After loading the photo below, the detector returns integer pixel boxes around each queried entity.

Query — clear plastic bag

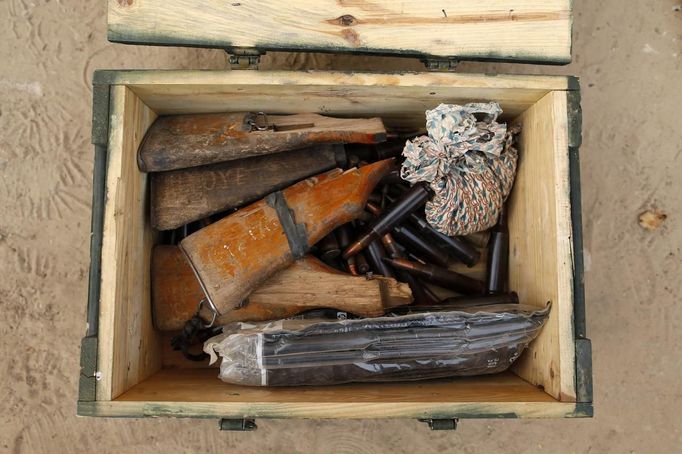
[204,304,550,387]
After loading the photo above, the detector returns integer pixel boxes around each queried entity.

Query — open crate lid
[108,0,573,64]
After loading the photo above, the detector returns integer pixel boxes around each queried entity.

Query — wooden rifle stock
[180,159,394,315]
[151,144,346,230]
[138,112,386,172]
[152,245,412,331]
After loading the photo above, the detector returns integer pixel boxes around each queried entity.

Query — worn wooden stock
[152,245,412,331]
[138,112,386,172]
[151,144,345,230]
[180,159,393,315]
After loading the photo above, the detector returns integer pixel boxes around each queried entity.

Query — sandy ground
[1,0,681,452]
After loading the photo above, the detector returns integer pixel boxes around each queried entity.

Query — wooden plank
[79,369,586,419]
[80,398,583,419]
[507,91,576,401]
[107,0,572,63]
[97,70,572,91]
[117,368,556,404]
[114,72,569,129]
[97,86,161,400]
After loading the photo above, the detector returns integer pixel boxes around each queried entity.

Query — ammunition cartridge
[383,257,485,295]
[485,206,509,294]
[345,256,359,275]
[345,141,405,162]
[379,232,433,305]
[441,292,518,307]
[343,183,431,258]
[317,232,341,262]
[378,169,408,187]
[367,192,383,205]
[389,292,519,314]
[335,224,353,249]
[392,224,450,268]
[355,252,370,274]
[366,240,395,278]
[385,193,480,267]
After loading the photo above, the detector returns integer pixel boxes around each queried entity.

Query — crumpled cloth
[401,103,520,236]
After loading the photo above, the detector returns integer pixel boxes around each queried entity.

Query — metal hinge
[421,58,459,71]
[218,418,257,431]
[419,418,459,430]
[227,48,264,70]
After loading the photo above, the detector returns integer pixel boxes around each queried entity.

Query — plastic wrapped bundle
[204,304,550,387]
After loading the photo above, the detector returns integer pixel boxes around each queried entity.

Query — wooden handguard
[179,159,393,315]
[152,245,412,331]
[138,112,386,172]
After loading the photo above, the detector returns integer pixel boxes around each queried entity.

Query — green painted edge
[85,142,107,338]
[76,401,584,420]
[79,83,111,408]
[91,83,111,146]
[566,80,592,411]
[575,339,593,404]
[78,336,98,402]
[567,87,582,148]
[107,26,572,66]
[572,403,594,418]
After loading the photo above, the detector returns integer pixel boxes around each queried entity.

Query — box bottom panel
[76,369,589,419]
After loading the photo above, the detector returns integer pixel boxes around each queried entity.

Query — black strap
[265,191,309,259]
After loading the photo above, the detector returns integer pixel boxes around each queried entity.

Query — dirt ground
[1,0,681,452]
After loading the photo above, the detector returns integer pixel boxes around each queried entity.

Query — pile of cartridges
[140,111,518,365]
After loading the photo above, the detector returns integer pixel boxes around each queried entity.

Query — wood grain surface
[150,144,344,230]
[180,159,393,315]
[152,245,412,331]
[507,91,576,402]
[108,0,572,63]
[97,87,161,400]
[138,112,385,171]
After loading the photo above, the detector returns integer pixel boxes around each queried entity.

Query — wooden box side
[80,369,588,419]
[508,90,576,402]
[97,86,162,400]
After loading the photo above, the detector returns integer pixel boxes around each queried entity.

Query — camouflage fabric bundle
[400,103,520,236]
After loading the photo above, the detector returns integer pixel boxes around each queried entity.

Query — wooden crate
[78,70,591,421]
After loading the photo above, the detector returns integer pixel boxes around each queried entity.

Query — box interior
[95,72,577,417]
